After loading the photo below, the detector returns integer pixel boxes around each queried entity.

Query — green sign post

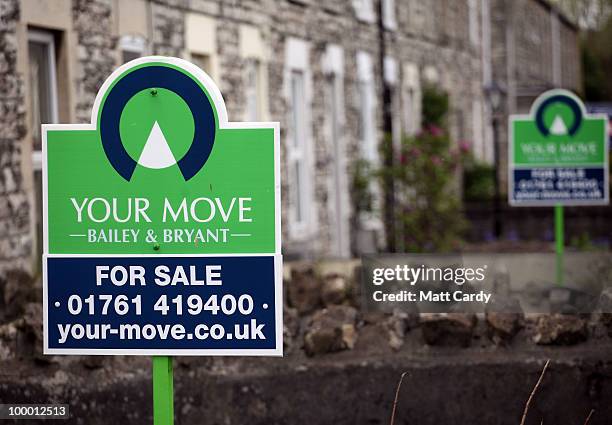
[43,57,282,424]
[509,89,608,285]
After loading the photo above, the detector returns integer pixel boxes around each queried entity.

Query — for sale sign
[43,57,282,355]
[509,89,609,206]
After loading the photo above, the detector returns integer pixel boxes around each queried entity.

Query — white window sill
[359,213,383,231]
[356,10,376,24]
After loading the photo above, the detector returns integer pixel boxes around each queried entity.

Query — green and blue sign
[43,57,282,356]
[509,89,609,206]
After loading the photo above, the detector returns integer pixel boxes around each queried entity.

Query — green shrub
[463,159,495,202]
[422,84,449,128]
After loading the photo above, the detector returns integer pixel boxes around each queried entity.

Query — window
[468,0,479,46]
[326,75,350,256]
[240,25,268,121]
[359,81,376,160]
[356,51,381,230]
[186,13,218,81]
[402,63,421,137]
[119,34,146,63]
[244,59,261,121]
[191,53,212,76]
[327,75,341,160]
[322,44,349,257]
[290,70,308,226]
[423,65,439,84]
[122,50,140,63]
[285,37,315,239]
[384,56,400,150]
[403,87,416,135]
[353,0,375,23]
[472,99,484,160]
[383,0,397,30]
[28,29,59,260]
[357,52,376,162]
[29,30,58,153]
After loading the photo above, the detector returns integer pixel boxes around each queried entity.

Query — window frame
[383,0,397,30]
[356,51,381,231]
[28,29,59,170]
[239,25,269,122]
[190,52,213,77]
[119,34,147,64]
[285,38,316,240]
[288,69,309,232]
[186,13,219,82]
[357,51,377,163]
[402,87,416,136]
[353,0,376,23]
[27,28,60,270]
[244,58,262,122]
[358,79,376,161]
[468,0,479,46]
[401,63,421,138]
[323,45,350,257]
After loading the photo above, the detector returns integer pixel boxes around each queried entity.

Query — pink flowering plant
[381,85,468,252]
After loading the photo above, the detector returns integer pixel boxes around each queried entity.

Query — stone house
[490,0,582,191]
[0,0,580,275]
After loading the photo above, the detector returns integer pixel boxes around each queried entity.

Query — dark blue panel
[511,167,606,203]
[47,256,276,351]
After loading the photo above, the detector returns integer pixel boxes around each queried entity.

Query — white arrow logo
[137,121,177,169]
[550,115,568,135]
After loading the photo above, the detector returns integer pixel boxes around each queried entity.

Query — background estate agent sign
[43,57,282,356]
[509,89,609,206]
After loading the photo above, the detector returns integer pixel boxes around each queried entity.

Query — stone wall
[0,0,582,272]
[507,0,581,99]
[151,0,185,57]
[0,0,30,275]
[560,21,581,91]
[72,0,117,123]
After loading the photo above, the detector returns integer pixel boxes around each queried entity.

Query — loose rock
[304,305,358,356]
[532,314,588,345]
[0,269,35,323]
[18,303,44,359]
[0,321,18,360]
[320,274,350,306]
[420,313,477,347]
[596,287,612,337]
[287,266,321,314]
[485,298,523,344]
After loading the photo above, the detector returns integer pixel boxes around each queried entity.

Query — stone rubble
[304,305,358,356]
[420,313,477,347]
[485,297,524,344]
[531,314,589,345]
[0,261,610,359]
